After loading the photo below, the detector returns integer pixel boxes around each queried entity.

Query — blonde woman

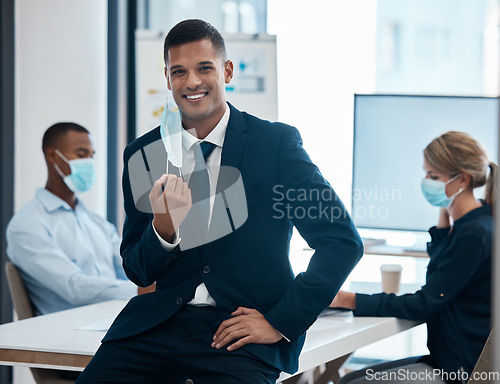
[334,131,495,384]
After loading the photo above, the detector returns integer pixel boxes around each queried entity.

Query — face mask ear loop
[53,149,71,178]
[439,173,462,208]
[445,174,464,197]
[450,186,465,200]
[54,148,71,164]
[53,163,68,179]
[448,175,465,208]
[445,173,460,186]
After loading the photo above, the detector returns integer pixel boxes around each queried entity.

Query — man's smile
[184,92,208,100]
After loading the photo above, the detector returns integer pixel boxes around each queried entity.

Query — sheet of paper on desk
[75,318,113,331]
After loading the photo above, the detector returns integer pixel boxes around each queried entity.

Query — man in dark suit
[76,19,363,384]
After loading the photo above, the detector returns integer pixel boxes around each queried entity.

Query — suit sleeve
[264,126,364,341]
[120,143,181,287]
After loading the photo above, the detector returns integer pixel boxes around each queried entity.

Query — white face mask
[53,149,96,193]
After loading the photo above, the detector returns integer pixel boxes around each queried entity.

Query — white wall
[375,0,495,96]
[15,0,108,216]
[14,3,107,381]
[147,0,225,32]
[267,0,377,208]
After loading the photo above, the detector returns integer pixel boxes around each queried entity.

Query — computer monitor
[352,94,498,233]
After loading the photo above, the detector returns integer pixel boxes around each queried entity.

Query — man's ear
[224,60,234,84]
[165,67,172,90]
[45,148,57,164]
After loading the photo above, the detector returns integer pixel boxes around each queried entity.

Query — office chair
[468,329,494,384]
[5,261,76,384]
[338,328,494,384]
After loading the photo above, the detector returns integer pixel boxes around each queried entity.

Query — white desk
[363,244,428,258]
[303,246,428,259]
[277,311,416,382]
[0,300,417,382]
[0,300,126,371]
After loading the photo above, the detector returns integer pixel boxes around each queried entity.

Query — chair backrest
[4,262,76,383]
[5,261,35,320]
[468,328,494,384]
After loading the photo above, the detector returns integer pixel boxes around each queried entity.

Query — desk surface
[364,244,428,258]
[302,245,428,258]
[0,300,126,371]
[0,300,417,379]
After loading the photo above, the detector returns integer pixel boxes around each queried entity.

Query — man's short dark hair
[42,122,89,153]
[163,19,227,65]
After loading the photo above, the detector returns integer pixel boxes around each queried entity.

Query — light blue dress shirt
[6,188,137,315]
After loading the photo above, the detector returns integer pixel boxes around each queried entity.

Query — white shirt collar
[182,103,230,151]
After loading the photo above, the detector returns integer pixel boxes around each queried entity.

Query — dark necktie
[200,141,216,163]
[188,142,216,235]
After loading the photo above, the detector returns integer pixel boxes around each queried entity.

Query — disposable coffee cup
[380,264,403,294]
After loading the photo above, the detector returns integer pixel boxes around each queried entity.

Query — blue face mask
[160,97,183,168]
[54,149,96,193]
[421,174,464,207]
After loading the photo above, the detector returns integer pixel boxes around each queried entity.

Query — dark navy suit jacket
[103,103,363,374]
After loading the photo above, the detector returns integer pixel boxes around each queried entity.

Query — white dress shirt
[153,104,230,306]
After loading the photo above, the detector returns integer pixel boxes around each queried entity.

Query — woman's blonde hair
[423,131,497,207]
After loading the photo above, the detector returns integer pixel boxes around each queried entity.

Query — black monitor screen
[352,94,498,232]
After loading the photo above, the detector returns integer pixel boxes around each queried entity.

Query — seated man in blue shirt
[6,122,151,315]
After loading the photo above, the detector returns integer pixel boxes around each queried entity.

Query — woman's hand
[329,290,356,310]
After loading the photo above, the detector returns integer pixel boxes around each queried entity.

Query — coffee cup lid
[380,264,403,272]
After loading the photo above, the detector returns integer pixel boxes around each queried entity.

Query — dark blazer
[104,103,363,374]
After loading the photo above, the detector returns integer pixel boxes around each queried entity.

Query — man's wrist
[152,218,175,242]
[152,222,181,251]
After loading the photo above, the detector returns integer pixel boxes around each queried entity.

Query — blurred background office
[0,0,498,383]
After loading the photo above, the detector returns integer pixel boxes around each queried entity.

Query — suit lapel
[203,103,247,260]
[219,103,247,170]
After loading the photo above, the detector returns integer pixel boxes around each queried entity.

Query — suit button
[203,266,211,274]
[176,297,183,305]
